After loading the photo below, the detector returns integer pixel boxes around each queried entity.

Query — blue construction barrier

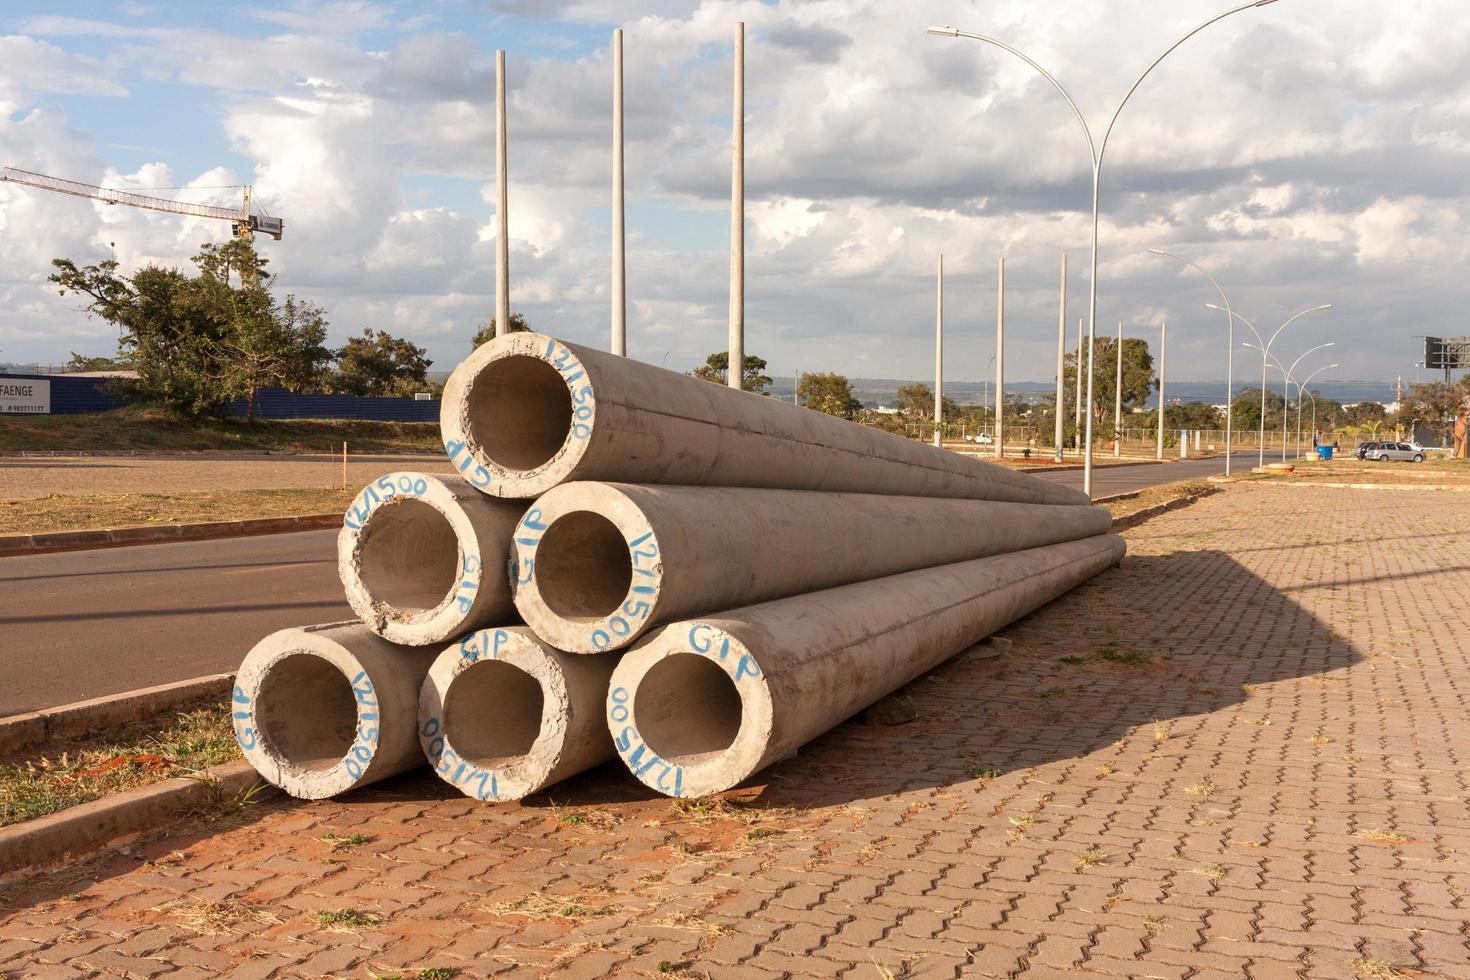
[228,388,440,422]
[0,373,128,415]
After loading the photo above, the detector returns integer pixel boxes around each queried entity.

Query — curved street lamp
[1213,305,1331,465]
[929,0,1279,497]
[1282,342,1336,460]
[1150,249,1237,474]
[1295,362,1338,456]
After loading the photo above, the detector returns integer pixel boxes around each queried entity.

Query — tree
[1230,387,1287,432]
[471,312,530,349]
[49,240,328,417]
[1395,380,1469,445]
[798,372,861,418]
[691,351,773,394]
[1062,337,1154,442]
[65,352,127,372]
[1341,401,1387,427]
[331,329,433,397]
[894,382,957,422]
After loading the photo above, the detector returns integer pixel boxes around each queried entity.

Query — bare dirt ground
[3,481,1467,978]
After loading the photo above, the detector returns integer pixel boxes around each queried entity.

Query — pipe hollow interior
[466,355,572,472]
[443,660,545,768]
[357,499,459,613]
[635,653,742,764]
[534,511,632,619]
[256,653,358,772]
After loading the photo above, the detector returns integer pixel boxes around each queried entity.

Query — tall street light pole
[611,29,626,356]
[1296,362,1338,455]
[1149,248,1236,473]
[495,50,510,338]
[934,254,944,448]
[1280,341,1336,460]
[1054,254,1067,462]
[728,22,744,391]
[995,257,1005,459]
[1210,304,1331,465]
[1114,320,1123,457]
[929,1,1279,497]
[1073,317,1083,453]
[1156,321,1167,461]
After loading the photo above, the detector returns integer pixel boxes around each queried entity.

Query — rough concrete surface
[419,627,617,802]
[609,533,1125,798]
[3,483,1468,980]
[513,481,1112,653]
[233,622,437,799]
[338,473,524,646]
[441,331,1087,505]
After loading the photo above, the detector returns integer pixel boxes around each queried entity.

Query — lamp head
[927,25,960,37]
[1148,248,1166,255]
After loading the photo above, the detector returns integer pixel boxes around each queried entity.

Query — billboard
[1426,336,1470,370]
[0,376,49,414]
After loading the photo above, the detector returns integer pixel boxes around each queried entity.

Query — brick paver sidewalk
[3,483,1469,979]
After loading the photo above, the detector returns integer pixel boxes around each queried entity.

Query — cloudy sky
[0,0,1464,388]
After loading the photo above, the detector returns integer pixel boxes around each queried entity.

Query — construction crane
[0,166,284,240]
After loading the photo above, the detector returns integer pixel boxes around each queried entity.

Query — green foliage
[1395,379,1470,441]
[470,312,530,349]
[1230,386,1287,431]
[895,382,959,422]
[330,329,433,397]
[49,240,330,418]
[1063,336,1154,441]
[692,351,773,394]
[65,352,127,372]
[1341,401,1387,427]
[798,371,861,418]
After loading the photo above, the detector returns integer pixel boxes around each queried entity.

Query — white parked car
[969,433,995,446]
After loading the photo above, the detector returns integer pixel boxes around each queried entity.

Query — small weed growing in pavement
[485,894,614,921]
[315,908,380,931]
[656,961,692,975]
[1308,730,1334,747]
[1192,864,1226,882]
[160,898,280,935]
[1058,655,1088,666]
[1075,848,1109,869]
[1308,672,1335,685]
[966,765,1003,780]
[1096,646,1150,666]
[321,832,371,852]
[1143,914,1161,931]
[1244,718,1271,727]
[1151,720,1173,742]
[1356,828,1415,845]
[1352,958,1413,979]
[1184,777,1219,797]
[746,827,782,841]
[416,970,457,980]
[1095,764,1115,776]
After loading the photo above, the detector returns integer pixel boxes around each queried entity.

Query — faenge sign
[0,377,50,414]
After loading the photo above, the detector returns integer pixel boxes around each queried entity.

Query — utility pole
[728,22,745,391]
[995,257,1005,459]
[1156,321,1167,461]
[1114,321,1123,457]
[1073,317,1083,452]
[495,50,510,338]
[1054,254,1066,462]
[934,254,944,448]
[611,29,626,356]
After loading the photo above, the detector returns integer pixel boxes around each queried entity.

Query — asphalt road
[0,452,1250,717]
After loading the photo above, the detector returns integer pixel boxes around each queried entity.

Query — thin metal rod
[996,257,1005,459]
[934,254,944,448]
[611,29,626,356]
[728,22,745,390]
[495,50,510,338]
[1114,320,1123,457]
[1054,254,1067,462]
[1156,322,1167,460]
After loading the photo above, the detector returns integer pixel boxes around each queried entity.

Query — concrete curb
[0,513,341,558]
[1268,481,1470,492]
[0,674,234,757]
[0,759,268,879]
[1108,485,1222,532]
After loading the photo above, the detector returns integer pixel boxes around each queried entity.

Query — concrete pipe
[418,627,616,801]
[606,533,1126,798]
[441,331,1087,506]
[338,472,525,645]
[233,622,438,799]
[512,482,1113,653]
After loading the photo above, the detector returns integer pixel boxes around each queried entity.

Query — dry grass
[157,898,281,936]
[0,405,440,455]
[0,487,359,535]
[483,892,619,921]
[1075,848,1109,869]
[1352,958,1414,979]
[1184,777,1219,798]
[1100,480,1213,520]
[1355,828,1416,845]
[0,698,238,828]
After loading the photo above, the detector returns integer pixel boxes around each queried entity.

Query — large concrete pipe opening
[357,499,459,612]
[442,660,545,769]
[635,654,742,763]
[466,355,572,472]
[255,653,358,772]
[534,511,631,619]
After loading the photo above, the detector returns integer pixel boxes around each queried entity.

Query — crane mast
[0,166,284,240]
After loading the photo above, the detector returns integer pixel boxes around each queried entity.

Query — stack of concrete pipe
[233,332,1124,802]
